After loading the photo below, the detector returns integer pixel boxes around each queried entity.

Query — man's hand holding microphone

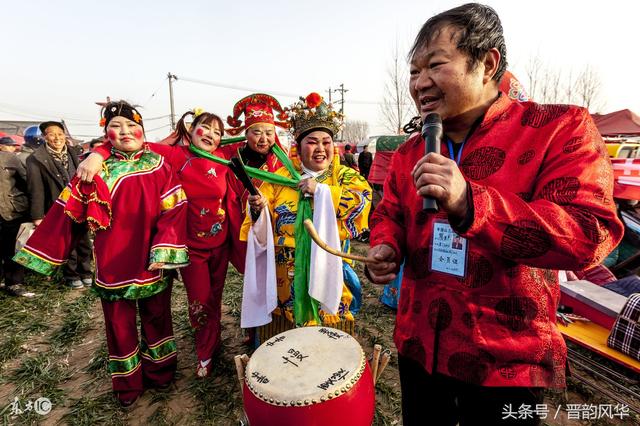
[367,113,469,284]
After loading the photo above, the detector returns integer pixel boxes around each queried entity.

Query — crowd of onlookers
[339,143,372,180]
[0,123,102,297]
[0,122,377,299]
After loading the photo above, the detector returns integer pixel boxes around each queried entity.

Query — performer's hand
[411,152,469,219]
[33,219,43,226]
[366,244,398,284]
[248,194,267,215]
[77,153,105,182]
[298,178,317,196]
[148,262,165,271]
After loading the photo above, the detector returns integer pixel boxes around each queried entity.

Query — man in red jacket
[366,4,623,425]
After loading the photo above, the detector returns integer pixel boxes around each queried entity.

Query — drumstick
[371,344,382,385]
[376,350,392,384]
[303,219,376,264]
[233,354,249,425]
[234,355,246,394]
[234,355,250,425]
[241,354,250,366]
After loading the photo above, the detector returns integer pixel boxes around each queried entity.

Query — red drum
[243,326,375,425]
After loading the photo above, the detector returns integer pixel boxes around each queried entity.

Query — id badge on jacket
[429,220,468,278]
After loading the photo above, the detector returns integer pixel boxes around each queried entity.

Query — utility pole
[332,83,348,114]
[326,87,332,103]
[167,72,178,130]
[331,83,348,141]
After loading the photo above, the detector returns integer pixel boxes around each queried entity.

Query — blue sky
[1,0,637,141]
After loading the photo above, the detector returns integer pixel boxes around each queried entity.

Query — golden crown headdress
[285,92,344,141]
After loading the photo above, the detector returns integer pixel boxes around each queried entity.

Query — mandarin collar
[478,92,513,130]
[112,143,147,160]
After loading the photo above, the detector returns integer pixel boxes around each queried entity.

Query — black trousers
[0,217,26,286]
[63,226,93,281]
[398,355,544,426]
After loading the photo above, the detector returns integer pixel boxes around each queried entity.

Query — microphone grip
[423,130,441,213]
[423,196,438,212]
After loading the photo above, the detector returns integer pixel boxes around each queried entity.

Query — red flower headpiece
[305,92,323,109]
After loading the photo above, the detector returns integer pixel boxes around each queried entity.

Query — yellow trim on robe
[160,188,187,212]
[59,186,71,203]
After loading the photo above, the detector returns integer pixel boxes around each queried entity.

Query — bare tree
[524,54,605,112]
[548,69,563,104]
[525,55,544,101]
[380,43,417,134]
[574,65,604,111]
[342,120,369,144]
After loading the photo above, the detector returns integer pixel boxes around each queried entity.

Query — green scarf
[189,143,320,325]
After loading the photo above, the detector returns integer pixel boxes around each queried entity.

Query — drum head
[245,326,366,406]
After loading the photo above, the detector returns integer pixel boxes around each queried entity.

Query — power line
[178,75,408,106]
[142,77,169,107]
[179,76,301,99]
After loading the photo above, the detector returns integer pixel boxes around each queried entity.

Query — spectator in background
[80,137,105,161]
[342,144,357,169]
[17,125,44,167]
[26,121,92,289]
[358,144,373,180]
[0,137,34,297]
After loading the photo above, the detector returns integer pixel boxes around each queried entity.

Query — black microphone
[421,113,442,212]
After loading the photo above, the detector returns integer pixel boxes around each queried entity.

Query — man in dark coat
[0,137,35,297]
[342,144,357,169]
[357,144,373,180]
[26,121,92,288]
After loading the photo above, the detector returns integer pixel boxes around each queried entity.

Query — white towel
[309,183,343,314]
[241,208,277,328]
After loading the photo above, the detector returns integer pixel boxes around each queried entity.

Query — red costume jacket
[370,95,624,388]
[95,143,237,251]
[15,147,189,301]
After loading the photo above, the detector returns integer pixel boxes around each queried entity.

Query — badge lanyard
[446,138,465,165]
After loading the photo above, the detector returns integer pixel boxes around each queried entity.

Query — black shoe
[119,396,139,410]
[153,382,173,393]
[4,284,36,298]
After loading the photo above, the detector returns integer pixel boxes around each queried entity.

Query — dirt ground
[1,241,639,425]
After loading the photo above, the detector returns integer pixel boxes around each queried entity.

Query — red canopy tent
[592,109,640,137]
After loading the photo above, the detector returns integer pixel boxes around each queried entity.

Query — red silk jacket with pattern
[370,94,624,388]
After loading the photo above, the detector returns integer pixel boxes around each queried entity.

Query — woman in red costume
[15,101,189,407]
[79,109,238,378]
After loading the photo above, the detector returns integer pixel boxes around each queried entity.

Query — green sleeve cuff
[149,246,189,267]
[13,249,59,276]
